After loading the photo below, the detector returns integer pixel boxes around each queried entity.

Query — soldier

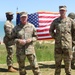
[12,12,41,75]
[68,12,75,19]
[49,6,75,75]
[68,12,75,68]
[3,12,17,72]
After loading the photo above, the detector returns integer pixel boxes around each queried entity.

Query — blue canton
[28,13,39,27]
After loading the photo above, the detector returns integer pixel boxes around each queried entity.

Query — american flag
[16,11,60,40]
[28,12,60,40]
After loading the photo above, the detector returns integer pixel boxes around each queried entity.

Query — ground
[0,61,75,75]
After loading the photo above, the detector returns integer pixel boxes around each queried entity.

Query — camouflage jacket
[12,22,37,54]
[49,17,75,49]
[3,20,14,45]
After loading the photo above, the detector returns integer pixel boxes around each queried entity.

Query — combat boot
[8,66,17,72]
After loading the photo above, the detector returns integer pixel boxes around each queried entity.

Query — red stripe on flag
[38,12,59,14]
[39,20,52,23]
[37,28,49,32]
[39,16,58,18]
[37,33,50,36]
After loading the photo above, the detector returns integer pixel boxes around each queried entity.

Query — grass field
[0,40,75,75]
[0,40,55,64]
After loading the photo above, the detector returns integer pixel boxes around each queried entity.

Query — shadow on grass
[0,67,19,72]
[0,68,8,72]
[0,66,32,72]
[1,63,75,72]
[71,66,75,69]
[39,63,75,70]
[38,63,65,69]
[24,63,65,70]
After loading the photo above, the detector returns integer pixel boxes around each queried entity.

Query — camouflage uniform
[3,12,17,72]
[12,19,41,75]
[3,17,14,67]
[50,13,75,75]
[68,13,75,67]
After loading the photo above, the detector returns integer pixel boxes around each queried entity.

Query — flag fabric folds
[28,12,60,40]
[16,11,60,40]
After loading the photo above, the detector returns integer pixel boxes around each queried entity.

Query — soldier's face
[20,16,28,25]
[10,15,13,19]
[59,10,67,17]
[7,15,13,20]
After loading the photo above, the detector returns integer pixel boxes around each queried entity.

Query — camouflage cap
[59,5,67,10]
[6,12,14,15]
[68,12,75,19]
[20,12,28,17]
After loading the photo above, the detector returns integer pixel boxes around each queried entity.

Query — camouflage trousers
[16,49,41,75]
[5,45,14,66]
[54,48,72,75]
[71,51,75,66]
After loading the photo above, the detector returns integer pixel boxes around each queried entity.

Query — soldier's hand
[26,39,32,43]
[18,39,26,45]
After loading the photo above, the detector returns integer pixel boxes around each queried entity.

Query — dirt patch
[0,61,75,75]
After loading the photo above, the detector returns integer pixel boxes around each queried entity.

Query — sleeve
[32,25,37,42]
[4,24,12,39]
[11,26,19,43]
[49,20,56,39]
[72,19,75,46]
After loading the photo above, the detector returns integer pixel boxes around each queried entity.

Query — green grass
[35,41,54,61]
[0,45,17,64]
[0,40,55,64]
[0,45,7,63]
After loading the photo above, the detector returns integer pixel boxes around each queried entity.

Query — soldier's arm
[71,19,75,46]
[32,25,37,42]
[11,26,19,43]
[4,25,12,39]
[12,26,25,45]
[49,20,56,39]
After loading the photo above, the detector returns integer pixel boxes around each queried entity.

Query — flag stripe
[37,36,52,40]
[37,28,49,32]
[37,31,49,35]
[38,11,59,14]
[36,12,59,40]
[38,33,50,36]
[39,23,51,26]
[39,16,58,18]
[39,18,57,21]
[36,26,50,30]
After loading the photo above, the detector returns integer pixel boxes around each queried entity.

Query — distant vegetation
[0,40,55,64]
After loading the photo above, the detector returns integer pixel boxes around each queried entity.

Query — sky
[0,0,75,40]
[0,0,75,21]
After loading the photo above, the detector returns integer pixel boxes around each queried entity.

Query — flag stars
[28,13,39,27]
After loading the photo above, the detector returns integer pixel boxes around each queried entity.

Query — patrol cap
[20,12,28,17]
[6,12,14,15]
[59,5,67,10]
